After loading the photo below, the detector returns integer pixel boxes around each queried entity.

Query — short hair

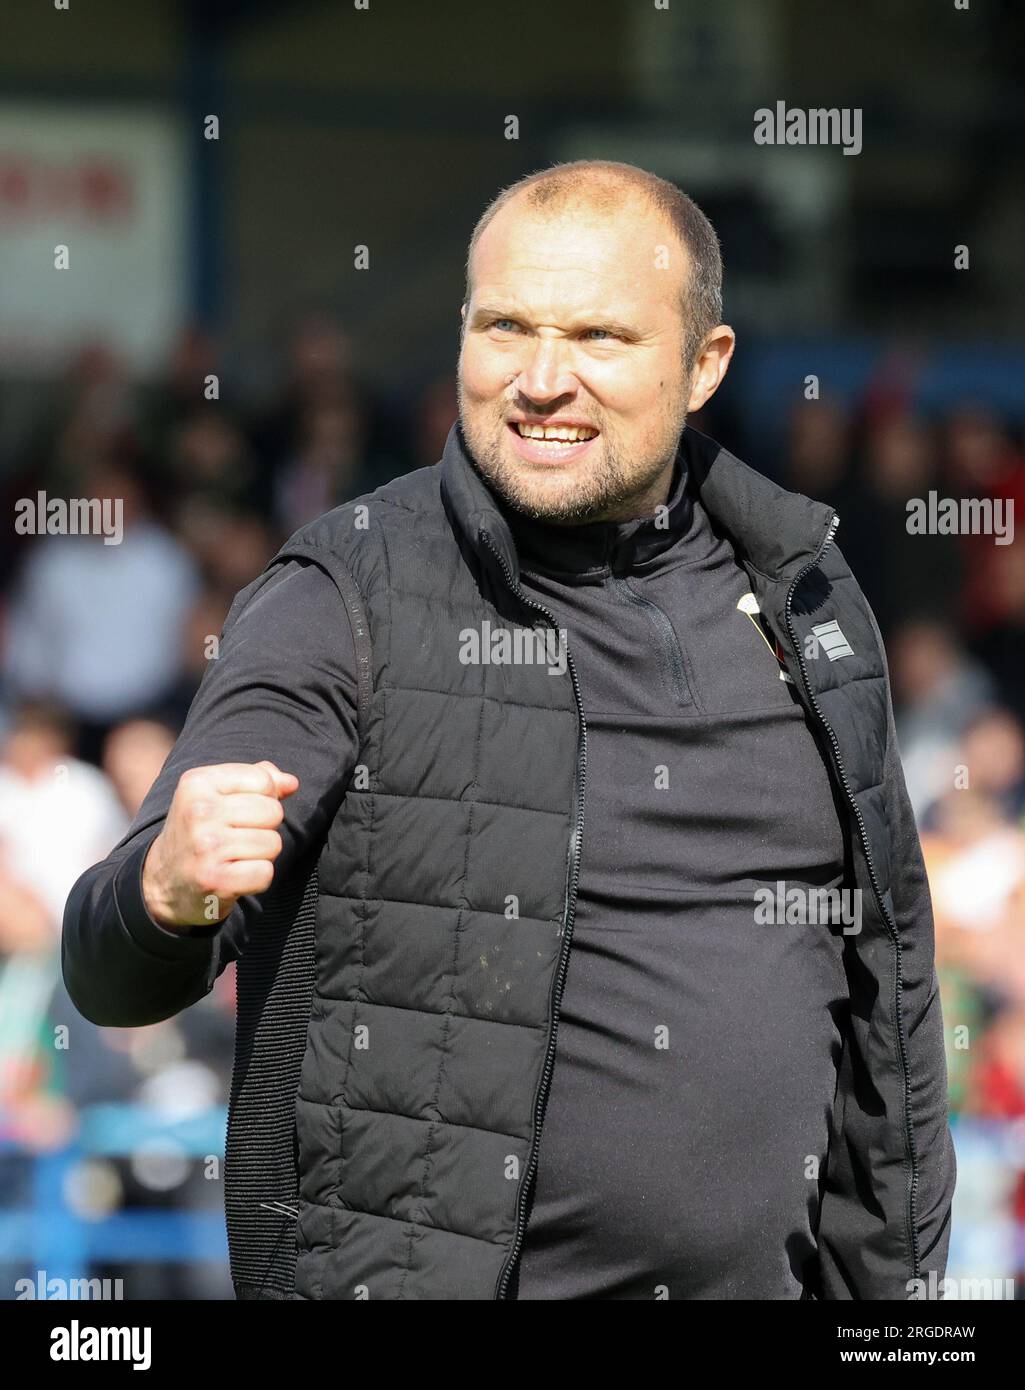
[463,159,724,368]
[11,697,72,743]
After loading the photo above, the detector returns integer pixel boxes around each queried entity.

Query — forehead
[471,195,687,319]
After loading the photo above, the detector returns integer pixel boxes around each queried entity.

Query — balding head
[465,160,723,370]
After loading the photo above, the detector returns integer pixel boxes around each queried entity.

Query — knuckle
[194,827,221,854]
[184,793,214,823]
[193,856,225,900]
[193,862,222,896]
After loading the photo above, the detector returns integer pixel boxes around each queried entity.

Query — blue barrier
[0,1103,229,1290]
[3,1107,1023,1294]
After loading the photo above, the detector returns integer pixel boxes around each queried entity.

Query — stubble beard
[456,384,689,526]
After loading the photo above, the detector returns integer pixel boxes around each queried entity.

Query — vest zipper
[479,531,588,1301]
[611,576,691,705]
[780,511,921,1282]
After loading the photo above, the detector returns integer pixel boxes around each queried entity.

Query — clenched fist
[142,761,299,930]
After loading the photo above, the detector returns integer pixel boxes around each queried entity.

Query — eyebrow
[469,304,641,339]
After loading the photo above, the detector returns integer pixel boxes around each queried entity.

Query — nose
[513,336,577,405]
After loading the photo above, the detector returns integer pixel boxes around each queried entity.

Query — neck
[498,445,695,579]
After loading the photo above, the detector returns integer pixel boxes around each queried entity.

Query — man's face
[457,195,694,524]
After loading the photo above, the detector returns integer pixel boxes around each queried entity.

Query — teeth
[516,423,597,442]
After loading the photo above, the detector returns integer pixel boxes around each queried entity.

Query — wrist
[140,834,181,932]
[112,835,223,959]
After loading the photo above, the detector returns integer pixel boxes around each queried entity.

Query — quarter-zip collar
[440,419,836,591]
[503,440,693,582]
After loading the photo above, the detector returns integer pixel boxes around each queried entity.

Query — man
[63,160,956,1301]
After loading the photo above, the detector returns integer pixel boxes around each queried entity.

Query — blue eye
[490,318,519,332]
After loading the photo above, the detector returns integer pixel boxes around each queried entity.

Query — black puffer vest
[225,422,954,1300]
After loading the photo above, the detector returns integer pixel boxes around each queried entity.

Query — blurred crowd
[0,313,1022,1294]
[780,387,1025,1126]
[782,387,1025,1285]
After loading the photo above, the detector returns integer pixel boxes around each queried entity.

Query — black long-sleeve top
[64,456,853,1299]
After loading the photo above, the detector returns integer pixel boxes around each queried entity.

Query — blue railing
[0,1102,229,1289]
[2,1108,1022,1294]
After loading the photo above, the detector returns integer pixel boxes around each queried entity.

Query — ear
[687,326,736,414]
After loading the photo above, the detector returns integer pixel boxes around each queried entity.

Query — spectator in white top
[3,463,199,761]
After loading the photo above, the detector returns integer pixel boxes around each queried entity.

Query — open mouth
[507,420,600,460]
